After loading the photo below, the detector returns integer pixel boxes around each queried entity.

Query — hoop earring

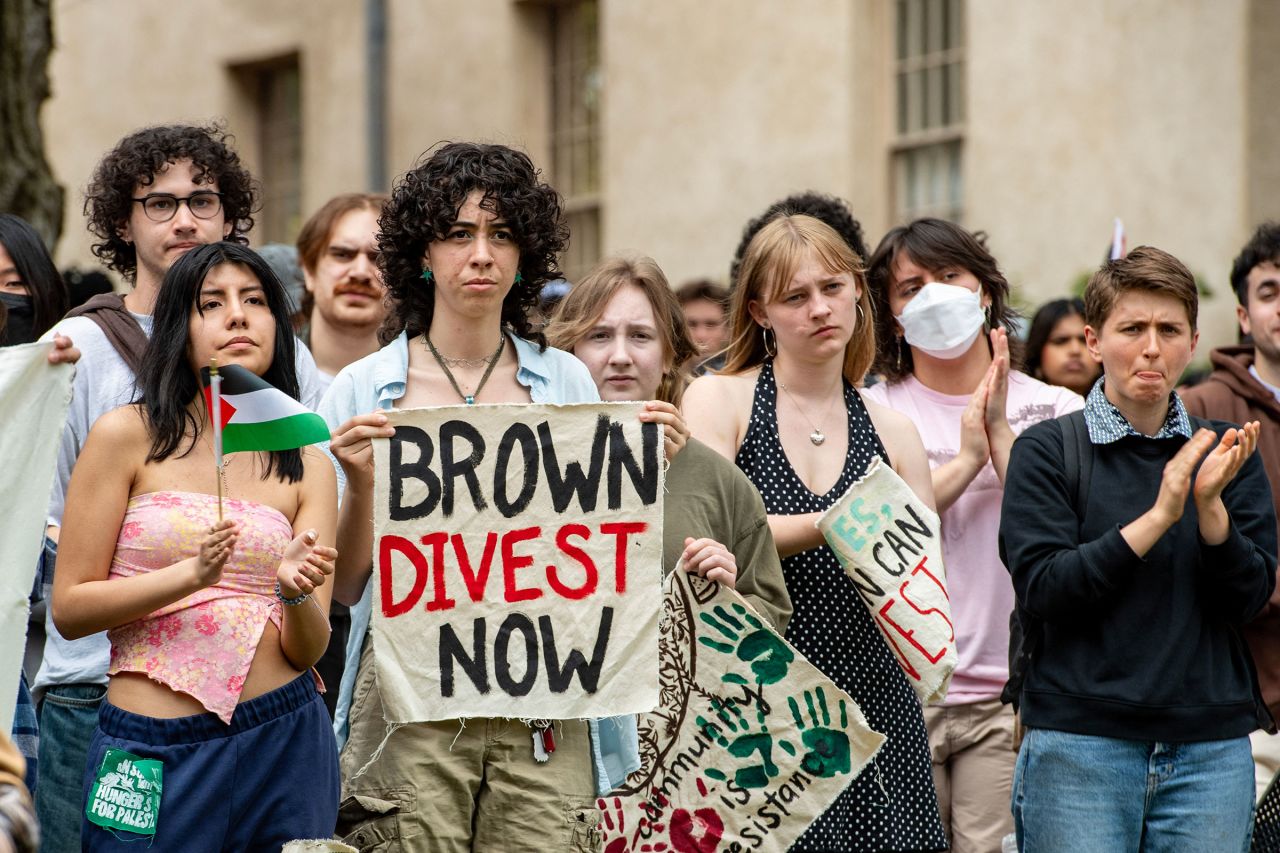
[762,327,777,359]
[855,302,865,330]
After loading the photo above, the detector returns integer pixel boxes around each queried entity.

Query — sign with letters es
[371,403,663,722]
[599,570,884,853]
[817,456,956,705]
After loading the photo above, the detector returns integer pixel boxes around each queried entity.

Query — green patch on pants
[85,748,164,835]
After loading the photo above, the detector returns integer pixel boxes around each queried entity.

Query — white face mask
[895,283,986,360]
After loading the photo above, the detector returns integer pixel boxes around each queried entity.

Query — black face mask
[0,292,36,346]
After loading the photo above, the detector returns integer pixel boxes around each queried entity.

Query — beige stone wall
[37,0,1258,354]
[966,0,1247,349]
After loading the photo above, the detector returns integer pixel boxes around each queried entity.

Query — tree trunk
[0,0,64,250]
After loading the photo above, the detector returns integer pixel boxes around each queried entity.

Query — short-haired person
[683,215,946,851]
[546,256,792,631]
[297,193,390,392]
[674,278,730,374]
[1025,297,1100,398]
[53,242,340,850]
[864,219,1081,853]
[320,142,658,851]
[999,246,1276,850]
[1182,222,1280,798]
[34,123,326,853]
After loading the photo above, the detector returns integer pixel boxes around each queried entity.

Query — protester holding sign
[1000,247,1276,851]
[51,242,340,850]
[545,254,792,632]
[683,214,946,851]
[863,218,1081,852]
[321,142,657,852]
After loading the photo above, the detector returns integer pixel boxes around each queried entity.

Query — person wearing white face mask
[864,219,1082,853]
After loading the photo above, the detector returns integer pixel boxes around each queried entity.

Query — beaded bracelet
[274,580,311,606]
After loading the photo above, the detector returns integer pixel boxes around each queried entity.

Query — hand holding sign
[817,456,957,704]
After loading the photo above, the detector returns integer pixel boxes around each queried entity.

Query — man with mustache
[1182,222,1280,800]
[34,123,326,853]
[297,194,389,394]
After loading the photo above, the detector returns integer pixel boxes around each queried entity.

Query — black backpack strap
[1004,411,1092,709]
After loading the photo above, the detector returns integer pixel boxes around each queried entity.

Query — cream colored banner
[0,342,73,733]
[599,569,884,852]
[817,456,956,705]
[371,403,663,722]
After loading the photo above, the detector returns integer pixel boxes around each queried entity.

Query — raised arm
[52,408,239,639]
[275,449,340,670]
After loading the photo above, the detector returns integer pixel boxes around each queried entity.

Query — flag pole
[210,357,224,522]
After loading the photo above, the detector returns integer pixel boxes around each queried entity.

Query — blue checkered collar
[1083,377,1193,444]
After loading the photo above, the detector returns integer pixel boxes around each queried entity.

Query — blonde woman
[683,215,945,851]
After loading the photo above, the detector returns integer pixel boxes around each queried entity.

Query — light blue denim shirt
[317,331,640,795]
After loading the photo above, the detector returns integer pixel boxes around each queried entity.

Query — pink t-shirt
[863,371,1083,705]
[107,491,316,723]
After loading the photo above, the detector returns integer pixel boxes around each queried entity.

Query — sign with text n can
[599,570,884,853]
[371,403,664,722]
[817,456,956,705]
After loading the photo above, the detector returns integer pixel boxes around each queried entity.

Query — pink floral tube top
[107,491,315,724]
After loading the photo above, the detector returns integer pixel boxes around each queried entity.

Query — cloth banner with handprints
[817,456,956,704]
[371,403,663,722]
[599,569,884,853]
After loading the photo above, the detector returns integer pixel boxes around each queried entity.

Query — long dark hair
[867,218,1024,382]
[1024,297,1085,380]
[377,141,567,347]
[136,242,303,482]
[0,214,69,341]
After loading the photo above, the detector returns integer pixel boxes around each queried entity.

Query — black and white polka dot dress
[735,362,946,853]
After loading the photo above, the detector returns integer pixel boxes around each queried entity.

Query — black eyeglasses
[131,191,224,223]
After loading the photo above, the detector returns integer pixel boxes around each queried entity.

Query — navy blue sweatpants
[81,674,339,851]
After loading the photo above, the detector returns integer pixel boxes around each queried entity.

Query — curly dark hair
[866,218,1024,383]
[729,191,869,290]
[1231,221,1280,306]
[84,122,257,280]
[377,142,567,347]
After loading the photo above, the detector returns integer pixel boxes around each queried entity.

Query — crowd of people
[0,120,1278,853]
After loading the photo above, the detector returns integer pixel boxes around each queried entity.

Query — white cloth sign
[0,342,73,732]
[370,403,663,722]
[817,456,956,704]
[599,569,884,852]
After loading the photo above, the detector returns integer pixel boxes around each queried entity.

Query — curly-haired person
[319,142,664,852]
[35,123,326,853]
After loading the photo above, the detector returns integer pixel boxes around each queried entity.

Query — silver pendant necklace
[423,334,506,405]
[777,379,842,446]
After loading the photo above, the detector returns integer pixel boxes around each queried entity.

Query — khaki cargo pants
[337,638,602,852]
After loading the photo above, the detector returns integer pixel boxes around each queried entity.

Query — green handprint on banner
[787,686,852,778]
[698,696,781,789]
[697,602,795,687]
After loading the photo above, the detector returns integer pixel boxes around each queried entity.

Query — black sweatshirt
[998,418,1277,742]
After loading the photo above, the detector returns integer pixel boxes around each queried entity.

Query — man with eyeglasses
[33,122,325,853]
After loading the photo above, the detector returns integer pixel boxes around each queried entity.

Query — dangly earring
[514,271,524,286]
[896,336,904,372]
[762,326,777,359]
[421,268,434,283]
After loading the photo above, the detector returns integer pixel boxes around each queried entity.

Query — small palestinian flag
[200,363,329,455]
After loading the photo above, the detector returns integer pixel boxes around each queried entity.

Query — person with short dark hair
[54,242,340,850]
[320,142,647,851]
[1000,246,1276,850]
[675,278,730,374]
[864,218,1081,852]
[1025,297,1100,398]
[296,193,389,391]
[34,123,325,853]
[1182,221,1280,798]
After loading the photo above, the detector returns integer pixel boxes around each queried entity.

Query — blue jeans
[1012,727,1255,852]
[36,682,106,853]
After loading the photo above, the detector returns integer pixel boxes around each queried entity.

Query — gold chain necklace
[423,334,505,405]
